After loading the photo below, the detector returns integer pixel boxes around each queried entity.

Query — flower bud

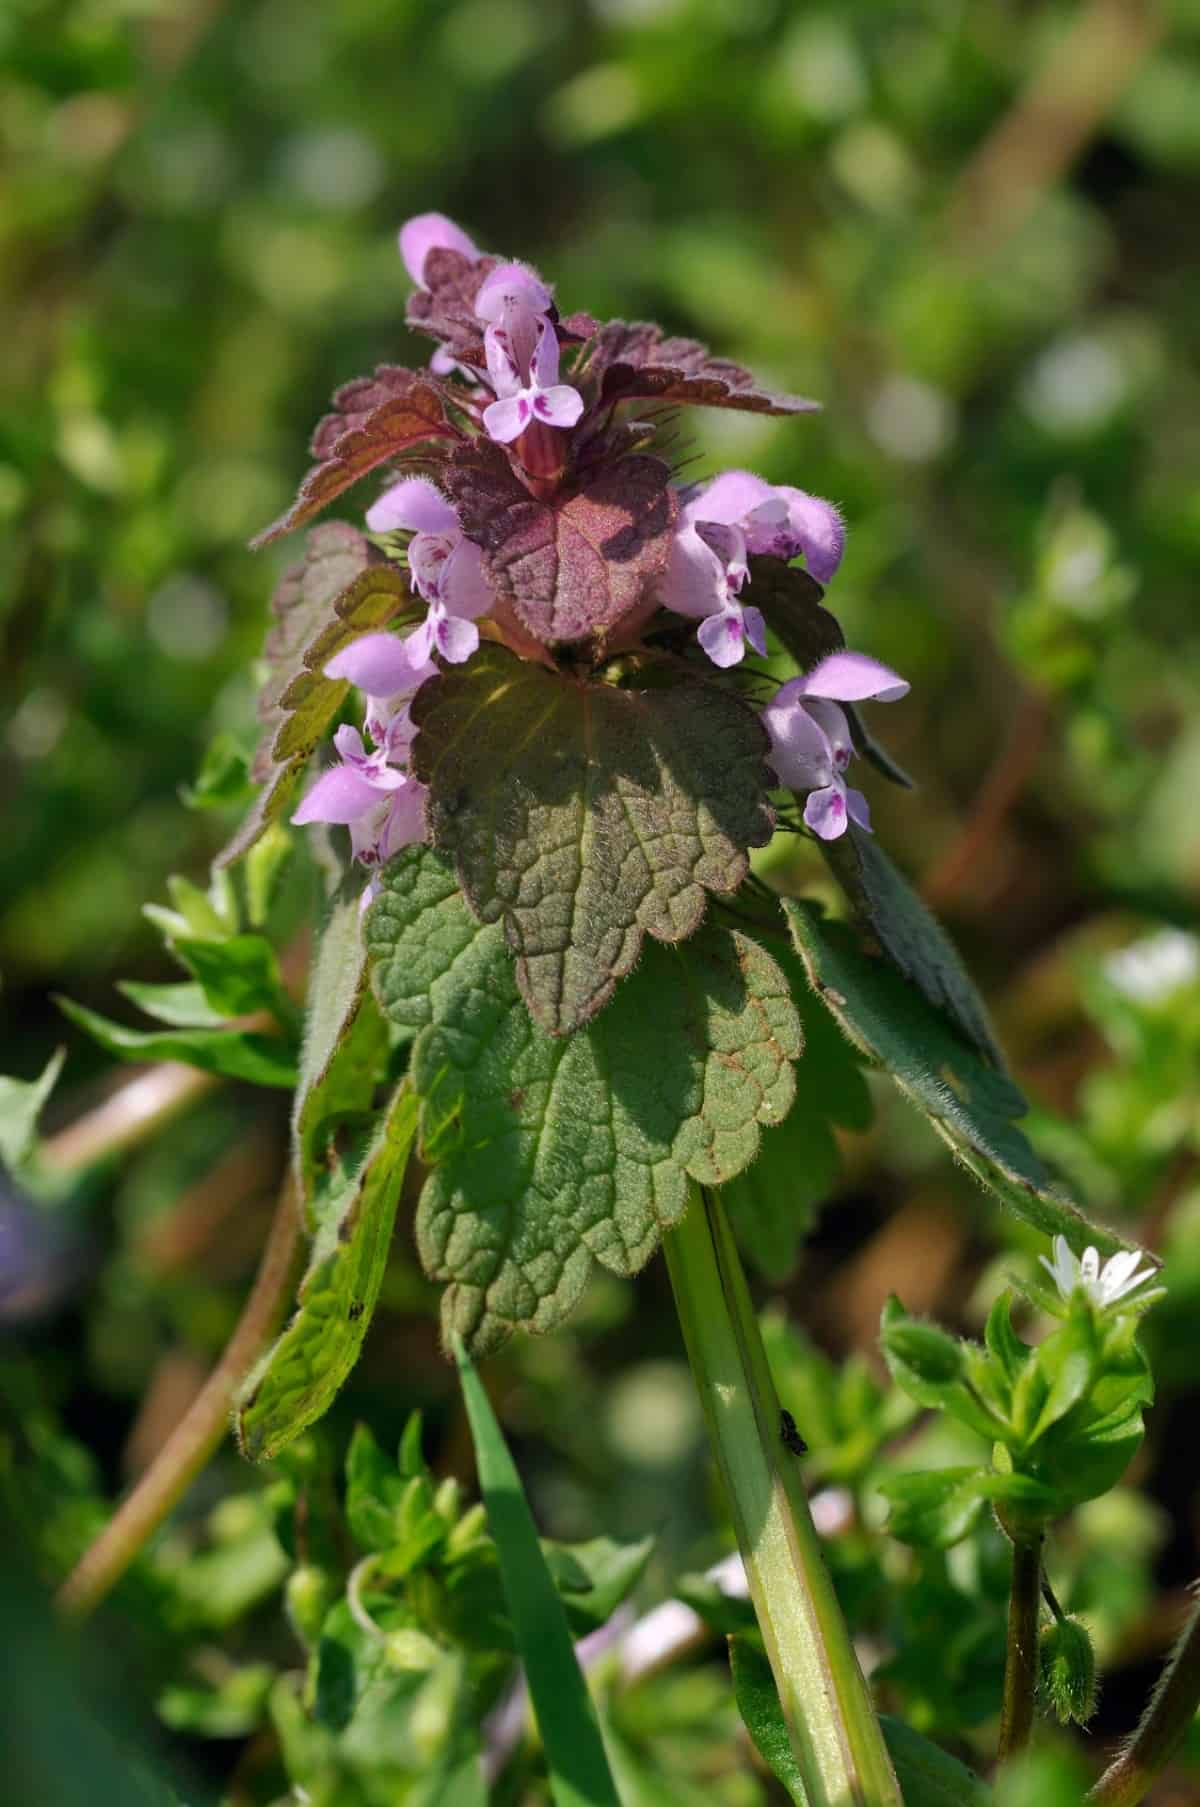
[285,1565,332,1647]
[383,1627,441,1673]
[1039,1616,1097,1725]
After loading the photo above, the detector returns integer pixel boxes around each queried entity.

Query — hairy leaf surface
[819,828,1005,1068]
[251,369,458,546]
[367,850,799,1353]
[442,445,675,645]
[410,644,775,1035]
[784,900,1121,1252]
[238,1083,419,1461]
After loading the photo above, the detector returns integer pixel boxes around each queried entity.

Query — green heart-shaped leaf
[367,849,799,1353]
[410,643,775,1036]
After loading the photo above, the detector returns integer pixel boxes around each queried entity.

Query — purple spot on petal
[518,399,531,424]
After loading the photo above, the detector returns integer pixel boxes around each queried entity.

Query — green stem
[997,1531,1043,1763]
[1089,1595,1200,1807]
[663,1184,902,1807]
[56,1175,303,1618]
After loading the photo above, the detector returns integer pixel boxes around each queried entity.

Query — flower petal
[845,786,873,831]
[800,650,910,704]
[399,213,480,287]
[435,612,480,663]
[365,475,459,537]
[688,469,775,527]
[803,783,850,840]
[377,781,429,860]
[697,609,746,668]
[777,488,846,584]
[801,697,853,769]
[325,632,427,696]
[442,539,492,620]
[660,523,728,620]
[484,323,520,396]
[292,764,382,826]
[762,684,835,790]
[474,261,553,322]
[531,319,562,387]
[532,383,584,429]
[741,604,768,659]
[482,392,534,443]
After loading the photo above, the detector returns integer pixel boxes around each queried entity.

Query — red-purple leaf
[251,368,459,548]
[406,247,498,365]
[579,320,819,416]
[442,443,676,645]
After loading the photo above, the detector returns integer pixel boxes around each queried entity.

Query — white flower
[1039,1235,1159,1311]
[1104,929,1200,1005]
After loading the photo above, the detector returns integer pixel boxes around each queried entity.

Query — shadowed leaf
[819,828,1006,1068]
[293,881,388,1223]
[783,900,1122,1253]
[406,247,498,365]
[251,369,459,547]
[742,557,844,670]
[409,643,774,1035]
[237,1083,419,1461]
[57,998,297,1089]
[367,849,799,1353]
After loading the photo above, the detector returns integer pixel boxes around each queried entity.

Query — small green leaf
[410,642,774,1035]
[0,1048,65,1173]
[817,829,1006,1068]
[116,981,228,1029]
[368,850,800,1353]
[876,1715,994,1807]
[785,900,1122,1253]
[542,1533,655,1633]
[454,1335,622,1807]
[293,881,388,1216]
[57,999,296,1089]
[181,731,254,812]
[171,933,294,1025]
[984,1292,1031,1385]
[877,1469,988,1550]
[237,1084,419,1460]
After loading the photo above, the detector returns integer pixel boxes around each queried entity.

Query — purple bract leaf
[251,369,460,547]
[579,320,820,416]
[406,246,499,365]
[442,443,676,645]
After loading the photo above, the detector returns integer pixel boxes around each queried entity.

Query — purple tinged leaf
[442,444,677,645]
[580,320,820,416]
[252,369,459,548]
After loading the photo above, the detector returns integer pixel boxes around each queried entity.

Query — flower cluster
[282,211,909,869]
[1039,1236,1160,1315]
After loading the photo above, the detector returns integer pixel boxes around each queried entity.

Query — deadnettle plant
[202,211,1165,1806]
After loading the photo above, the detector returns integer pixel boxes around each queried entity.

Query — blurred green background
[4,0,1200,1799]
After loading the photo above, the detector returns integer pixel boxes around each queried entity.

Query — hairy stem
[56,1174,303,1618]
[997,1531,1043,1763]
[664,1183,902,1807]
[1090,1594,1200,1806]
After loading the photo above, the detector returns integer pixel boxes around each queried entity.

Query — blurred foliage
[5,0,1200,1800]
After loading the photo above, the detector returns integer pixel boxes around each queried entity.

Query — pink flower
[661,471,844,669]
[474,263,583,446]
[364,476,492,668]
[399,212,480,287]
[762,651,909,839]
[291,725,428,867]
